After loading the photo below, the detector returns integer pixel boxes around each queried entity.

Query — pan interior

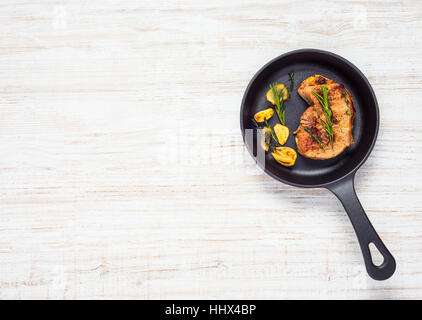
[241,51,378,186]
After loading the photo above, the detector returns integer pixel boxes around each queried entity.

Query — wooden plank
[0,0,421,299]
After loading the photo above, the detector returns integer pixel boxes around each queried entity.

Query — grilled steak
[294,75,355,159]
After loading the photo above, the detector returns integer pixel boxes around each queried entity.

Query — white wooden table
[0,0,421,299]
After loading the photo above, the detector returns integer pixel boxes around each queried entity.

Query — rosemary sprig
[288,72,294,92]
[342,90,351,115]
[304,127,325,150]
[312,86,333,148]
[264,118,280,146]
[269,83,286,125]
[252,118,278,151]
[252,118,265,140]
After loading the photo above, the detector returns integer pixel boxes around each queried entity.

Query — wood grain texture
[0,0,421,299]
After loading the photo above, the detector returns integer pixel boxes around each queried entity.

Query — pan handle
[326,173,396,280]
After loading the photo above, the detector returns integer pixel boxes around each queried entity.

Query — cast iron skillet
[240,49,396,280]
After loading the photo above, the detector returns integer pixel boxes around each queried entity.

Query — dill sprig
[304,127,325,150]
[288,72,294,92]
[312,86,334,148]
[269,83,286,125]
[342,90,351,115]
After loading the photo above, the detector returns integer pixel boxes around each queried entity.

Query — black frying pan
[240,49,396,280]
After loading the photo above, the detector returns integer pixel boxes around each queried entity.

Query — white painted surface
[0,0,421,299]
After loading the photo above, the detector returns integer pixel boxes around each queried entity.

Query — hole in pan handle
[327,173,396,281]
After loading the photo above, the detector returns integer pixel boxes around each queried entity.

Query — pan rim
[240,48,380,188]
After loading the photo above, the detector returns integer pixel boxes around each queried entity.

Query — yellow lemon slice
[271,146,297,166]
[273,124,289,145]
[260,127,272,151]
[254,108,274,122]
[266,83,289,105]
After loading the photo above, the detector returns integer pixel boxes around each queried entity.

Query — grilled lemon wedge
[260,127,272,151]
[266,83,289,104]
[254,108,274,122]
[273,124,289,146]
[271,147,297,166]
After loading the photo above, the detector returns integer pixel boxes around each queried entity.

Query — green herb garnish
[253,118,279,151]
[269,83,286,125]
[264,118,280,146]
[342,90,351,115]
[304,127,325,150]
[288,72,294,92]
[252,118,265,140]
[312,86,333,148]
